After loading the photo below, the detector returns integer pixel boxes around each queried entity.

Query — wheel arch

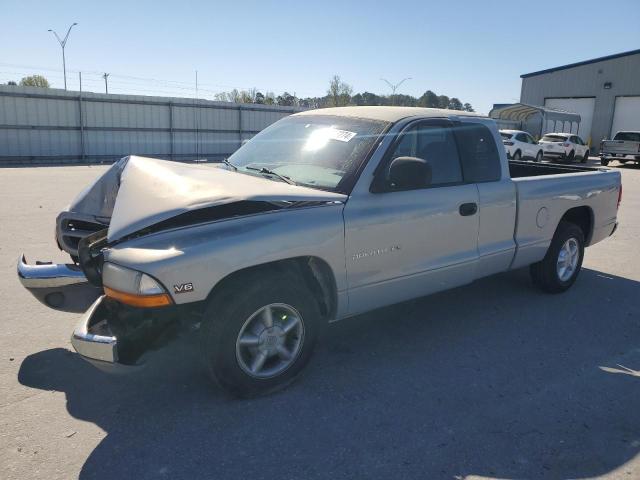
[206,256,338,322]
[558,206,594,245]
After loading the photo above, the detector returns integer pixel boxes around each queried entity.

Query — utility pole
[194,70,199,159]
[381,77,412,105]
[48,23,78,90]
[102,73,110,94]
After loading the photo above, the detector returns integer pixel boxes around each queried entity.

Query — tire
[200,270,323,398]
[530,221,585,294]
[535,150,543,162]
[567,150,575,162]
[600,158,610,166]
[513,150,521,160]
[580,150,589,163]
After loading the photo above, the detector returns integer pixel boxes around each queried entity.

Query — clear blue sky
[1,0,639,113]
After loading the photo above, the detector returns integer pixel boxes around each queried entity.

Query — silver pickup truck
[18,106,622,397]
[600,131,640,166]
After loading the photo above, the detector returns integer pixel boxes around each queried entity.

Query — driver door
[343,119,480,316]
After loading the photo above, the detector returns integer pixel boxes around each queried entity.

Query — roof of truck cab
[293,106,483,123]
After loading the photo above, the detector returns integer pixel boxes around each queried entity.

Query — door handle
[459,202,478,216]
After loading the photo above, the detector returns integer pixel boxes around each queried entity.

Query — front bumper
[19,254,200,373]
[71,295,120,365]
[69,295,198,372]
[18,255,102,313]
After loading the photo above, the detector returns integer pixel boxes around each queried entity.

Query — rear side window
[542,134,567,142]
[614,132,640,142]
[454,123,501,183]
[516,133,527,142]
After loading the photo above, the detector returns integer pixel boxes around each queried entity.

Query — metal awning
[489,102,581,123]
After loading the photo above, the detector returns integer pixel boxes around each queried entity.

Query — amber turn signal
[104,286,173,308]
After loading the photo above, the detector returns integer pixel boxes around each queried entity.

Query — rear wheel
[535,150,543,162]
[530,221,584,293]
[513,150,521,160]
[580,150,589,163]
[600,158,610,166]
[200,271,322,397]
[567,150,575,162]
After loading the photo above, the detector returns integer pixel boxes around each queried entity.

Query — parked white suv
[539,133,590,163]
[500,130,543,162]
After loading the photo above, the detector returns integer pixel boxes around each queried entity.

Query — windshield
[542,134,568,142]
[226,115,388,192]
[614,132,640,142]
[500,132,513,140]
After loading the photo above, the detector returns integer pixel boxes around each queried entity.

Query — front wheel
[601,158,610,166]
[581,150,589,163]
[567,150,575,162]
[530,221,584,293]
[513,150,521,160]
[200,271,322,397]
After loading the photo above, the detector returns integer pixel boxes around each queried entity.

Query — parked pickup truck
[18,107,621,397]
[600,131,640,166]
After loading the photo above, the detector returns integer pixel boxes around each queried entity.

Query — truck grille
[57,213,108,258]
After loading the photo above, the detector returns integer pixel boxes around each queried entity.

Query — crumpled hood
[107,156,347,242]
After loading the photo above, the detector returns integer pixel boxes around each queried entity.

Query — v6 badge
[174,282,194,294]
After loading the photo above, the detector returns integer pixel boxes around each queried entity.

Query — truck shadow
[18,268,640,480]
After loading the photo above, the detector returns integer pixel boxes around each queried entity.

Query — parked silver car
[19,107,621,397]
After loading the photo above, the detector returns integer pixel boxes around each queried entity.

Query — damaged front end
[18,155,346,370]
[71,294,199,370]
[71,229,199,369]
[21,227,199,370]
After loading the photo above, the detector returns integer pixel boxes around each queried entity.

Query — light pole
[48,23,78,90]
[102,73,110,94]
[381,77,412,105]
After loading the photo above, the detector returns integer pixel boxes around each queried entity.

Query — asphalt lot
[1,158,639,480]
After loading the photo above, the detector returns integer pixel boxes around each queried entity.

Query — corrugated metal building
[520,49,640,150]
[0,85,302,165]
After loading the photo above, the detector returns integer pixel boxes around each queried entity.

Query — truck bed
[508,160,601,178]
[508,160,620,270]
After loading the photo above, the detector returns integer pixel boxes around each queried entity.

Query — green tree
[463,103,475,112]
[327,75,352,107]
[255,92,265,104]
[437,95,450,109]
[418,90,439,108]
[448,97,463,110]
[19,75,50,88]
[6,80,17,86]
[392,94,417,107]
[277,92,296,106]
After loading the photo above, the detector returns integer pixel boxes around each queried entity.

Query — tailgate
[602,140,640,155]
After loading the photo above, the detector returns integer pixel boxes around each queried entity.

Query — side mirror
[386,156,432,191]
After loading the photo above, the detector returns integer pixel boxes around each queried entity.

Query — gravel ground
[1,159,639,480]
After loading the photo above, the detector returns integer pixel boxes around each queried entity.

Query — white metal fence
[0,85,303,166]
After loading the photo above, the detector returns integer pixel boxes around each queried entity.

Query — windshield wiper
[245,166,297,185]
[221,159,238,171]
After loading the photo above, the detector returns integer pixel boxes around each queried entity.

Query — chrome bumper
[17,255,102,313]
[71,296,119,364]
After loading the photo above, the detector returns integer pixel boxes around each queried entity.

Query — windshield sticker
[329,129,357,142]
[303,127,357,151]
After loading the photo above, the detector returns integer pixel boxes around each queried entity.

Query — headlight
[102,262,172,307]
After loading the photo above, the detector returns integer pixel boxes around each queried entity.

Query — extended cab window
[388,123,463,186]
[454,122,501,183]
[614,132,640,142]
